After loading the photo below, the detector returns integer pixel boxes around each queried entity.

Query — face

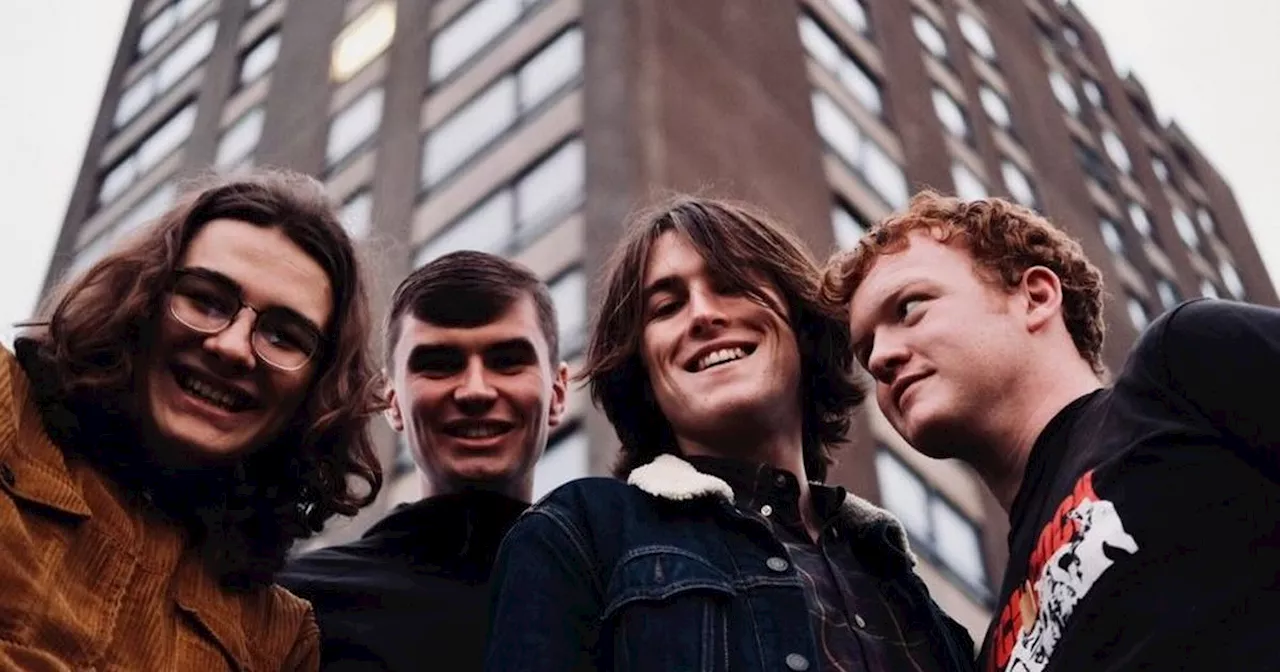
[141,218,333,466]
[387,296,568,496]
[640,232,803,448]
[846,233,1030,458]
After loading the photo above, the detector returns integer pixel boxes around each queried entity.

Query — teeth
[696,347,748,372]
[178,373,246,411]
[454,424,507,439]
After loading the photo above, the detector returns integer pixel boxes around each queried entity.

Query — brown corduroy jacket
[0,348,320,671]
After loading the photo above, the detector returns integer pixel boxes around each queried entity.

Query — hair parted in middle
[821,190,1107,375]
[581,195,865,481]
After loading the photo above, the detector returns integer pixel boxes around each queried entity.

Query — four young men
[13,166,1276,670]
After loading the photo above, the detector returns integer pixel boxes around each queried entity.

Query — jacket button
[766,556,789,572]
[785,653,810,670]
[0,463,14,487]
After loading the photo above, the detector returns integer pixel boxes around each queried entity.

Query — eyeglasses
[167,269,325,372]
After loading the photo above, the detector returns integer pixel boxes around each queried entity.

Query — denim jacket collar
[627,453,917,564]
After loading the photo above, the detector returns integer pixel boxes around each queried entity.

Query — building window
[1048,70,1080,116]
[1100,130,1132,174]
[549,267,587,358]
[978,85,1012,130]
[71,182,178,277]
[1000,161,1037,209]
[331,0,396,83]
[957,12,996,61]
[238,30,281,87]
[1220,262,1245,299]
[1082,77,1105,109]
[422,27,582,187]
[912,14,948,60]
[811,91,908,209]
[415,137,584,266]
[1063,25,1082,48]
[1074,139,1112,190]
[931,88,971,142]
[341,190,374,239]
[951,162,987,201]
[828,0,869,35]
[429,0,546,84]
[532,426,589,500]
[798,15,882,116]
[874,449,988,597]
[1200,279,1221,299]
[326,86,385,168]
[1151,156,1170,184]
[1171,208,1200,249]
[1156,278,1182,311]
[214,106,264,170]
[136,0,213,58]
[1126,294,1150,331]
[1196,207,1216,234]
[1099,217,1126,256]
[249,0,272,11]
[114,20,218,130]
[99,102,197,206]
[1128,203,1157,244]
[832,200,868,250]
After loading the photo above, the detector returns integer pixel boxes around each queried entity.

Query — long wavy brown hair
[22,170,384,590]
[581,196,864,482]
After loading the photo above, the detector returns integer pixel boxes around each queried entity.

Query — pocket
[602,547,736,672]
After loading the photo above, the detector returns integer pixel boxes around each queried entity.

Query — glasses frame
[166,269,325,372]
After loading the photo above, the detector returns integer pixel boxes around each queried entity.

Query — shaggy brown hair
[22,170,383,590]
[581,196,864,481]
[822,190,1107,374]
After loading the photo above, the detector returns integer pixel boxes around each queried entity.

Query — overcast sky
[0,0,1276,346]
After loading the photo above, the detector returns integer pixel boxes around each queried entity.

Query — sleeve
[280,606,322,672]
[484,506,604,672]
[1150,299,1280,463]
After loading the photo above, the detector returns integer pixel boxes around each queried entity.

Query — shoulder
[277,538,381,592]
[1126,298,1272,375]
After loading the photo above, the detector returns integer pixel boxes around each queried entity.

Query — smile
[687,344,757,372]
[443,420,514,440]
[173,367,256,412]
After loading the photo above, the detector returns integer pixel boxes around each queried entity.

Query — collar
[628,453,917,563]
[362,490,528,563]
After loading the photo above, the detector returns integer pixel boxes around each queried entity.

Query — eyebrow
[179,265,324,335]
[406,338,540,364]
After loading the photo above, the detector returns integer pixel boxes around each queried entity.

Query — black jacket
[279,491,527,671]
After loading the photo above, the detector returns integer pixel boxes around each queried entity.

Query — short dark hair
[384,251,559,368]
[581,196,865,482]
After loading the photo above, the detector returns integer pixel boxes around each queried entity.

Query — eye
[411,350,464,378]
[647,297,681,320]
[898,296,927,321]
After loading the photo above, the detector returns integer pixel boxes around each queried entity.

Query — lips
[891,371,931,411]
[441,419,515,441]
[171,364,259,413]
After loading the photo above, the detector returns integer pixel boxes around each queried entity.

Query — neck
[970,366,1101,514]
[678,424,821,538]
[420,473,532,504]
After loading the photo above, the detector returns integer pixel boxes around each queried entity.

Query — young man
[827,191,1280,671]
[279,251,569,671]
[4,171,384,670]
[485,197,975,671]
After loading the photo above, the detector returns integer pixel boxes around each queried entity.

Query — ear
[1020,266,1064,333]
[547,362,570,429]
[384,376,405,432]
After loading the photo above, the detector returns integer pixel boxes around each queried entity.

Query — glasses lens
[170,273,238,332]
[252,310,322,370]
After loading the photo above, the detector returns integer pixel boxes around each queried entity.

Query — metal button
[760,504,773,517]
[0,463,14,487]
[774,473,787,486]
[854,613,867,628]
[785,653,810,671]
[766,556,789,572]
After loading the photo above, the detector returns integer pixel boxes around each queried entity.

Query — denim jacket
[485,454,975,671]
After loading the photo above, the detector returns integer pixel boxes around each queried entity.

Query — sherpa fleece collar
[627,453,917,563]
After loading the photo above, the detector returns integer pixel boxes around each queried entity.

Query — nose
[453,357,498,413]
[202,308,257,371]
[686,285,730,339]
[865,329,909,385]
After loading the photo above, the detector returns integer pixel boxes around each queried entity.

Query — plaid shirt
[688,457,951,672]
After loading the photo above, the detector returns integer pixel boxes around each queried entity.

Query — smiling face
[387,295,568,497]
[846,232,1031,458]
[639,232,803,450]
[140,218,333,467]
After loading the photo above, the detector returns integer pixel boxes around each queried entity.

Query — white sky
[0,0,1276,346]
